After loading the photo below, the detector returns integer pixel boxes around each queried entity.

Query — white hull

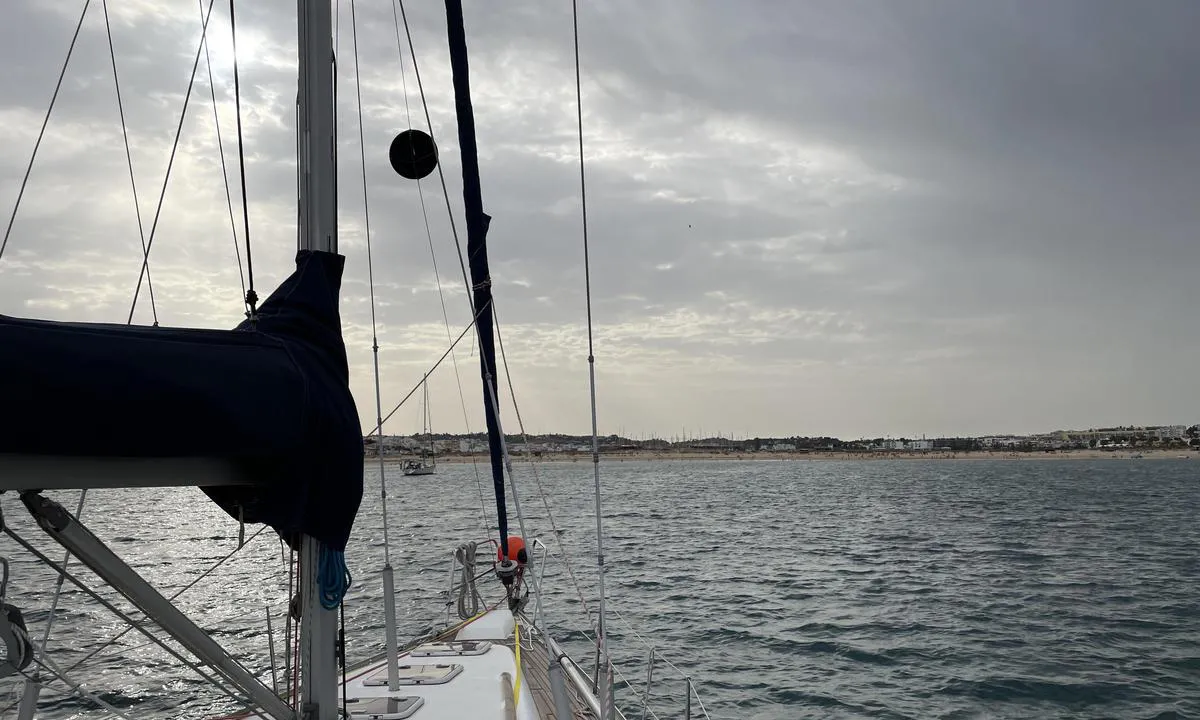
[402,464,436,476]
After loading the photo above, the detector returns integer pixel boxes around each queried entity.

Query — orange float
[496,536,528,565]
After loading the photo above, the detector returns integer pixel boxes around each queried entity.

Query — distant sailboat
[403,374,436,476]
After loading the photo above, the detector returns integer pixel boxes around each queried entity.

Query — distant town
[365,424,1200,457]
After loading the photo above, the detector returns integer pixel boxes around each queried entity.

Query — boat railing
[605,609,712,720]
[438,537,714,718]
[526,537,713,720]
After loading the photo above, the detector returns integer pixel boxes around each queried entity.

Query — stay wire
[25,2,148,687]
[0,524,271,720]
[371,300,489,435]
[13,659,139,720]
[102,0,158,326]
[199,0,247,304]
[346,0,394,566]
[571,2,614,717]
[394,0,474,314]
[61,525,268,676]
[395,0,503,446]
[12,490,88,714]
[390,0,491,536]
[2,525,250,708]
[228,0,257,318]
[396,0,516,565]
[128,0,219,324]
[1,0,91,264]
[493,315,597,631]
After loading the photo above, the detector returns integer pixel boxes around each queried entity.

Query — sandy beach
[375,448,1194,464]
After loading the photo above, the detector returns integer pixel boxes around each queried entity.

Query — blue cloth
[0,250,363,550]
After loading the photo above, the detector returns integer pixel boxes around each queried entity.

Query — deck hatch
[345,695,424,719]
[411,640,492,657]
[362,662,464,686]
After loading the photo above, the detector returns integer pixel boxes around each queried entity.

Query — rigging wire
[435,0,548,644]
[0,0,91,264]
[11,490,88,717]
[127,0,219,324]
[103,0,158,326]
[394,0,475,311]
[2,525,251,709]
[394,0,550,650]
[389,0,491,535]
[571,1,615,717]
[395,1,524,563]
[12,2,173,702]
[60,525,268,676]
[0,524,269,718]
[199,0,248,303]
[285,546,295,706]
[549,613,660,720]
[493,315,597,630]
[395,0,527,578]
[0,525,271,717]
[372,302,489,433]
[227,0,257,318]
[347,0,395,567]
[13,659,139,720]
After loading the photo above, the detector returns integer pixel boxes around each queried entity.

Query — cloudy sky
[1,0,1197,440]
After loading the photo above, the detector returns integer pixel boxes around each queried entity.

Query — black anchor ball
[389,129,438,180]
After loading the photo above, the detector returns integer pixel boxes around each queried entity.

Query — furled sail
[0,250,363,550]
[444,0,511,555]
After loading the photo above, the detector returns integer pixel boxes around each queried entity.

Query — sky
[1,0,1197,440]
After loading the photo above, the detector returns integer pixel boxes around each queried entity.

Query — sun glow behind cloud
[2,0,1198,439]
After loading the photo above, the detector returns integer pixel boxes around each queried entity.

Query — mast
[443,0,509,554]
[296,0,339,718]
[424,375,436,466]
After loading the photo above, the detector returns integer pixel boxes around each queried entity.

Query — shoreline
[373,448,1194,464]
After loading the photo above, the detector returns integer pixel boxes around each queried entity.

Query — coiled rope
[318,546,352,610]
[454,542,485,620]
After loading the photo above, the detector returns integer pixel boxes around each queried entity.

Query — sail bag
[0,251,363,550]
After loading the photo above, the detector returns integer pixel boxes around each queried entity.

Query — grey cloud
[1,0,1197,438]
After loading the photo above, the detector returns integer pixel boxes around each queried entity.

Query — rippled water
[2,459,1198,718]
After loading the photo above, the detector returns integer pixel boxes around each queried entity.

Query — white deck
[339,607,538,720]
[222,605,596,720]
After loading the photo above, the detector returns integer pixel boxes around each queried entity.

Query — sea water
[2,458,1197,719]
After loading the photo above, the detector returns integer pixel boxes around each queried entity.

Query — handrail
[607,608,712,720]
[482,536,713,720]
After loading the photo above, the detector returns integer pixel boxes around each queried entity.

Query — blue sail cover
[0,250,363,550]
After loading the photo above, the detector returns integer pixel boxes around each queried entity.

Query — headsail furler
[443,0,511,555]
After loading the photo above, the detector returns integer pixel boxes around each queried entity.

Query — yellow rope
[513,621,523,706]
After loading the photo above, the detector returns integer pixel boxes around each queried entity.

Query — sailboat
[0,1,712,719]
[402,376,437,476]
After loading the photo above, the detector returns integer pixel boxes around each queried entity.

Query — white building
[876,439,933,451]
[1155,425,1187,440]
[459,438,489,453]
